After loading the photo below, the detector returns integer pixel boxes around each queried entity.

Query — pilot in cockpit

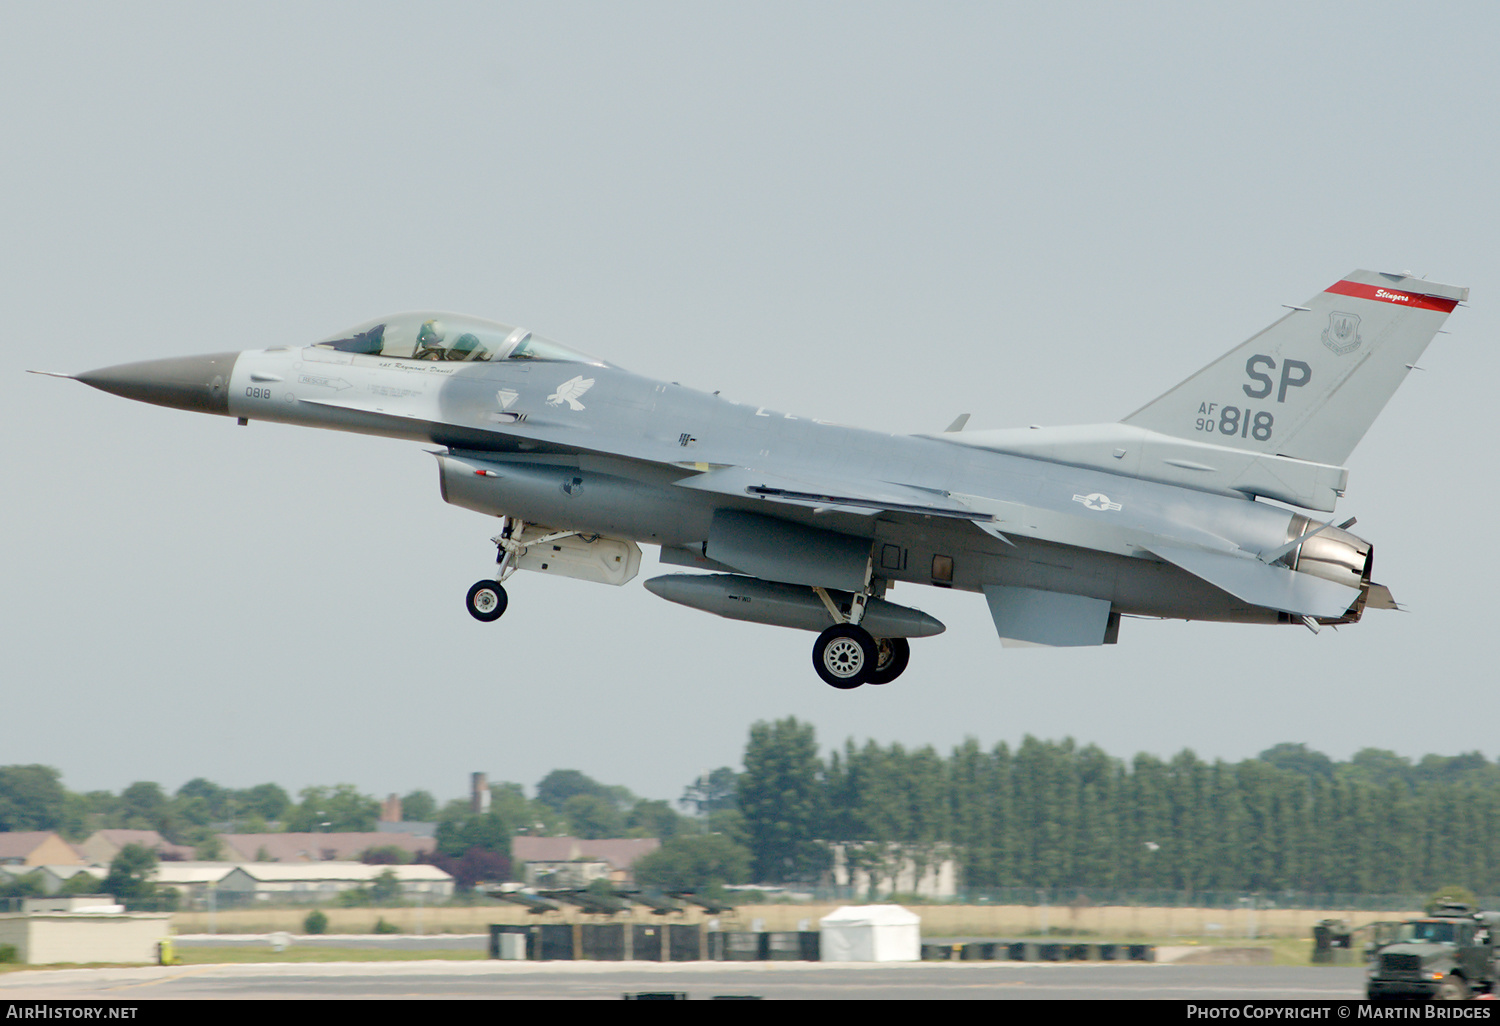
[413,320,447,360]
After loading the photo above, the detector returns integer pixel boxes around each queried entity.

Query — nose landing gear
[465,516,525,623]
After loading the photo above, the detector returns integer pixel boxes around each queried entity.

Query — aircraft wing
[1146,543,1360,619]
[675,465,992,521]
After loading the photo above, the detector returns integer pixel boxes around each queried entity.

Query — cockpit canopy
[313,312,607,366]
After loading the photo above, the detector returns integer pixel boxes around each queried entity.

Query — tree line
[0,765,739,892]
[736,719,1500,901]
[5,724,1498,902]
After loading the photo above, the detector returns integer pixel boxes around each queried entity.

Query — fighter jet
[39,269,1465,688]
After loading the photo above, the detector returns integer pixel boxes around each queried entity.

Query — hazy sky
[5,2,1497,807]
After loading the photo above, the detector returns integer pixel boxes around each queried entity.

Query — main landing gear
[809,566,912,689]
[811,626,911,688]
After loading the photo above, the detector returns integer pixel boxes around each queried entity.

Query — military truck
[1365,903,1500,1000]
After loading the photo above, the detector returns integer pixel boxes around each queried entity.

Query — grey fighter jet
[40,269,1466,688]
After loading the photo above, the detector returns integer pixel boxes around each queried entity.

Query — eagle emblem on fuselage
[547,376,595,411]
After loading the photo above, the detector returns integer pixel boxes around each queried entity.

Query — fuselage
[61,271,1469,675]
[215,342,1320,625]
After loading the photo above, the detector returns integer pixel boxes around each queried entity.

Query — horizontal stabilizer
[983,585,1117,648]
[1147,543,1359,619]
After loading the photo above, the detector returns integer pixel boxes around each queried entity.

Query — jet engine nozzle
[1282,514,1376,624]
[76,352,240,416]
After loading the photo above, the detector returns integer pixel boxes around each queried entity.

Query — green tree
[1257,743,1335,780]
[436,808,512,859]
[536,770,632,814]
[739,717,827,883]
[285,785,379,832]
[400,790,438,822]
[680,768,738,815]
[562,795,625,839]
[118,781,171,831]
[626,799,684,840]
[488,782,568,836]
[59,871,102,896]
[0,871,46,899]
[101,843,174,910]
[1343,748,1414,789]
[369,869,402,905]
[704,808,748,848]
[0,765,70,833]
[174,778,230,821]
[238,783,292,823]
[360,845,412,865]
[633,834,752,893]
[947,738,1000,891]
[1426,884,1478,914]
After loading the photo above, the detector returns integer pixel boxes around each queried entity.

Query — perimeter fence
[807,887,1500,912]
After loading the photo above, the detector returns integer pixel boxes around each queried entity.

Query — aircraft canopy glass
[313,313,606,366]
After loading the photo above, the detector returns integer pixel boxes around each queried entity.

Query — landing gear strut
[809,557,912,689]
[465,517,526,623]
[466,517,595,623]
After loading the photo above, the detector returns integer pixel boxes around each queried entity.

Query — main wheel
[867,637,911,685]
[813,624,877,689]
[466,580,508,622]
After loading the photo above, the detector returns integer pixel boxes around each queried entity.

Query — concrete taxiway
[0,961,1367,1000]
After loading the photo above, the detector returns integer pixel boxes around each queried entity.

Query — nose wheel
[465,516,526,623]
[466,580,508,622]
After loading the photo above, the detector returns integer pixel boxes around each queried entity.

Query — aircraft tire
[813,624,876,689]
[867,637,911,685]
[466,580,508,622]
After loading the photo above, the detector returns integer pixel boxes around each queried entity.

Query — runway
[0,961,1367,1000]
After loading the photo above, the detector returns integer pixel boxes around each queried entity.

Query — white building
[150,862,237,904]
[216,862,453,903]
[827,842,958,901]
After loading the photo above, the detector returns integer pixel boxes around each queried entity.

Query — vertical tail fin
[1123,270,1467,466]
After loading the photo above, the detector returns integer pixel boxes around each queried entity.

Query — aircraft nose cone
[76,352,240,416]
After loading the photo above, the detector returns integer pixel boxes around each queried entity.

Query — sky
[4,2,1497,807]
